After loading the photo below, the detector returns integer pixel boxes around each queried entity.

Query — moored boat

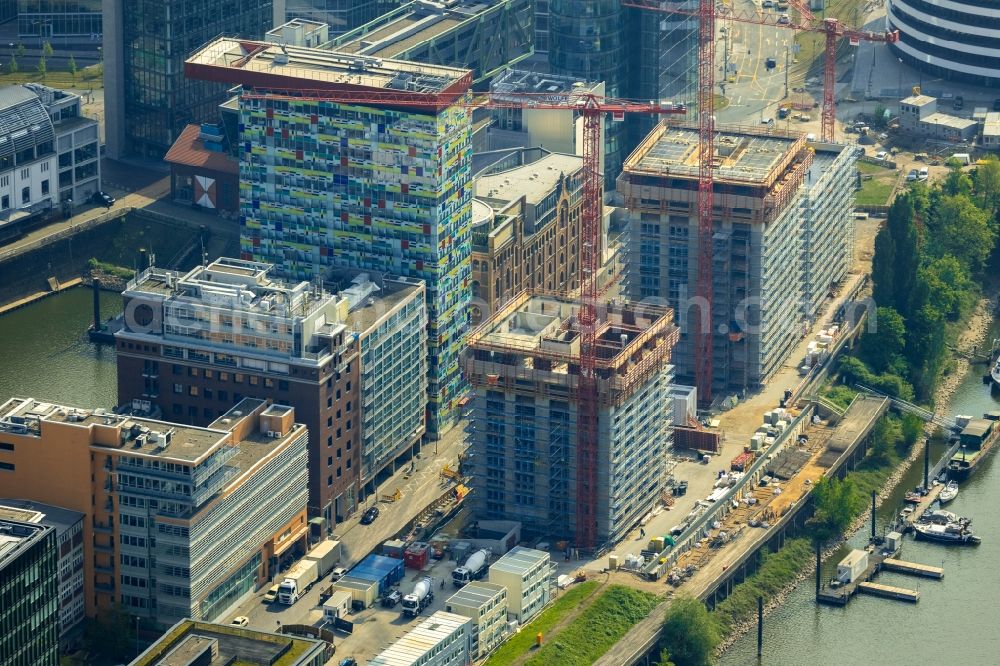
[912,521,981,545]
[948,413,1000,481]
[938,481,959,504]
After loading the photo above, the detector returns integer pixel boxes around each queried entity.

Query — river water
[722,318,1000,665]
[0,287,122,406]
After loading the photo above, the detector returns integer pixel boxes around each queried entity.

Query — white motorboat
[939,481,959,504]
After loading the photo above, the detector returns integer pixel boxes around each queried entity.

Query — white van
[918,167,929,180]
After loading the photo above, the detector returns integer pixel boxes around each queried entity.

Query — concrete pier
[858,582,920,602]
[882,559,945,579]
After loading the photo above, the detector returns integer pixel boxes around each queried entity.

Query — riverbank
[716,294,998,656]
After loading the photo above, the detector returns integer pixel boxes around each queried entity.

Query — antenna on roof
[201,235,208,267]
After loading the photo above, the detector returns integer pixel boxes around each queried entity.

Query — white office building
[369,611,471,666]
[488,546,554,624]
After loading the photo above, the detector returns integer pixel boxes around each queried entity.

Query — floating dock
[858,582,920,602]
[901,483,944,530]
[882,559,944,579]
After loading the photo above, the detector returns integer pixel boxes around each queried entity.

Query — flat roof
[0,499,84,535]
[490,546,549,575]
[901,94,935,107]
[921,113,977,130]
[325,271,424,334]
[491,68,601,97]
[447,581,506,609]
[369,612,469,665]
[186,38,469,95]
[331,0,507,58]
[132,619,324,666]
[0,519,50,571]
[475,153,583,206]
[627,126,802,184]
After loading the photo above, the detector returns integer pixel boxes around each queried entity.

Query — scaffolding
[463,291,680,408]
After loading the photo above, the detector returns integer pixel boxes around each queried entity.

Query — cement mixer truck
[401,577,434,617]
[452,548,490,587]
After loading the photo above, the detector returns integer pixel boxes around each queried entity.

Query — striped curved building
[887,0,1000,87]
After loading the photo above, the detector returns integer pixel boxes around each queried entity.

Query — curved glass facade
[887,0,1000,86]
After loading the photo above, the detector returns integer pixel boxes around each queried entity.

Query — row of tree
[844,157,1000,401]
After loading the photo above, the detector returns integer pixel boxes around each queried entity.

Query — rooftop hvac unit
[274,431,282,438]
[267,430,275,438]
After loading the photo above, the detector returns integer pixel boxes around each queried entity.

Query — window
[218,390,228,402]
[41,162,49,172]
[327,456,333,466]
[0,462,14,471]
[327,475,333,486]
[1,195,7,210]
[250,376,259,386]
[204,388,213,400]
[278,380,289,391]
[173,383,183,394]
[20,168,29,179]
[21,186,29,204]
[0,442,13,451]
[189,386,198,396]
[41,179,49,195]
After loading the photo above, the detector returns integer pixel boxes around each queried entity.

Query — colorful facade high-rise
[185,39,474,437]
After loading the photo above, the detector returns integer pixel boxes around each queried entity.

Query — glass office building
[0,519,59,666]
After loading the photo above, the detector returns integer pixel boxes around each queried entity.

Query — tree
[907,303,947,401]
[15,43,24,59]
[83,605,135,661]
[928,194,995,273]
[68,54,77,82]
[807,477,864,543]
[859,307,906,372]
[974,156,1000,216]
[42,41,53,59]
[871,222,895,309]
[659,596,720,666]
[870,415,903,465]
[36,57,46,80]
[872,193,920,318]
[922,255,972,320]
[657,648,677,666]
[8,55,17,74]
[943,162,973,196]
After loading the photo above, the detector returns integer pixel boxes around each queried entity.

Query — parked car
[340,658,358,666]
[331,566,347,582]
[360,506,380,525]
[918,167,929,180]
[762,0,774,7]
[953,95,964,110]
[907,169,918,181]
[875,151,888,160]
[91,191,115,208]
[777,12,790,23]
[263,583,280,603]
[230,616,249,627]
[381,590,402,608]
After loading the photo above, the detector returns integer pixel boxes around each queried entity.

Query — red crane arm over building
[622,0,898,142]
[241,86,685,550]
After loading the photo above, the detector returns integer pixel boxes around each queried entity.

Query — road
[218,420,470,635]
[716,0,802,127]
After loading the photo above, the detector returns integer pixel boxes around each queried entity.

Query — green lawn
[0,64,103,90]
[485,581,600,666]
[856,162,897,206]
[524,586,660,666]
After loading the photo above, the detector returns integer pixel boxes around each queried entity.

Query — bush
[659,596,720,666]
[87,257,136,280]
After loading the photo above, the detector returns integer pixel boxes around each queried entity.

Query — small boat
[899,507,915,520]
[912,521,981,545]
[904,491,924,504]
[921,509,970,526]
[939,481,959,504]
[948,413,1000,481]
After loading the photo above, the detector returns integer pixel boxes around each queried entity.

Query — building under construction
[463,292,679,546]
[620,126,859,396]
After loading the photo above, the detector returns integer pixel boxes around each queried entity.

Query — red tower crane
[240,87,686,549]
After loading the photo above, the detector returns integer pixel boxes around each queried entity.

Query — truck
[731,451,755,472]
[401,577,434,617]
[277,559,319,605]
[452,549,490,587]
[304,539,341,578]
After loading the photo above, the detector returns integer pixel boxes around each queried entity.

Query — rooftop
[447,581,506,609]
[489,546,549,575]
[185,38,470,96]
[491,68,600,98]
[0,518,50,571]
[0,396,301,468]
[0,499,84,535]
[921,112,978,130]
[324,271,424,335]
[475,152,583,206]
[130,619,325,666]
[368,611,470,665]
[625,125,806,185]
[0,85,55,161]
[901,94,936,107]
[126,257,333,320]
[164,124,238,175]
[984,112,1000,137]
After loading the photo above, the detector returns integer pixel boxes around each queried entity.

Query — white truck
[452,549,490,587]
[401,577,434,617]
[304,539,341,578]
[277,559,319,605]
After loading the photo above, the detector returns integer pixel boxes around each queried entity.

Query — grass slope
[524,586,660,666]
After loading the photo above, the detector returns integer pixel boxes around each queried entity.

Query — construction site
[462,291,680,548]
[620,124,859,396]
